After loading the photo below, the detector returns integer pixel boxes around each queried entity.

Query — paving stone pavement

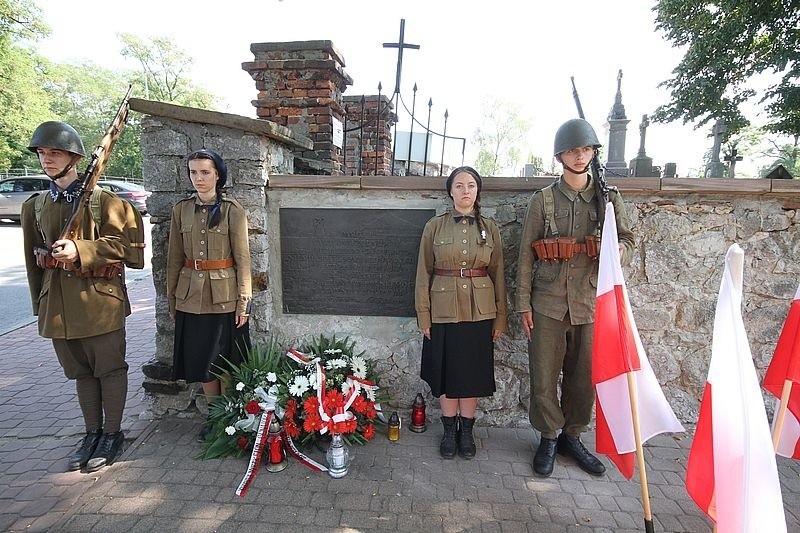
[1,276,798,532]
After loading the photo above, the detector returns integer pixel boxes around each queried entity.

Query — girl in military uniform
[167,149,252,441]
[414,166,507,459]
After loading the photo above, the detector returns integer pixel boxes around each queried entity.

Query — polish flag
[592,202,683,479]
[685,244,786,531]
[763,283,800,459]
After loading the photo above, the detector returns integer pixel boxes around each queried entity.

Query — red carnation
[245,400,261,415]
[362,424,375,440]
[237,436,249,450]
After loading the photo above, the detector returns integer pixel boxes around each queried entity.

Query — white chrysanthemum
[235,382,245,391]
[289,375,310,397]
[266,372,277,383]
[325,358,347,370]
[324,348,343,355]
[365,387,376,402]
[225,426,236,435]
[350,355,368,379]
[341,381,352,394]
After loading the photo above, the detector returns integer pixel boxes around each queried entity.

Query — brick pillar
[342,95,395,176]
[243,40,353,175]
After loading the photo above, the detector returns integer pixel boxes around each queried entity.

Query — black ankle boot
[440,416,458,459]
[86,431,125,473]
[457,416,476,459]
[67,431,101,471]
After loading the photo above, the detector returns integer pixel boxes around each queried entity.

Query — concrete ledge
[129,98,313,151]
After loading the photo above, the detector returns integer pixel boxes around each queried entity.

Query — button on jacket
[167,196,252,316]
[415,211,508,331]
[20,189,131,339]
[515,176,635,325]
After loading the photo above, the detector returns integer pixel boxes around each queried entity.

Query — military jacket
[167,195,252,316]
[20,188,131,339]
[515,176,635,325]
[415,211,508,331]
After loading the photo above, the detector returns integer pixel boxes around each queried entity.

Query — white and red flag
[763,283,800,459]
[685,244,786,532]
[592,202,683,479]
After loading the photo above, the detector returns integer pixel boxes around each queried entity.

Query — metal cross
[383,19,420,95]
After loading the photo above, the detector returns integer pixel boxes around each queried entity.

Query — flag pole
[626,372,655,533]
[771,379,793,451]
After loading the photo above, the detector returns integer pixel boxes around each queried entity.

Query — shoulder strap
[542,185,558,237]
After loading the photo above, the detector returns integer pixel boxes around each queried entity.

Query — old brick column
[342,95,395,176]
[243,40,352,175]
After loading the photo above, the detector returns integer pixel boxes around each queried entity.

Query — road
[0,217,153,335]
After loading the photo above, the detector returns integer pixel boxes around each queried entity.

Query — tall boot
[457,416,476,459]
[439,416,458,459]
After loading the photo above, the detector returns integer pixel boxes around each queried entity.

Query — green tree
[472,96,531,176]
[0,0,51,169]
[119,33,216,108]
[653,0,800,141]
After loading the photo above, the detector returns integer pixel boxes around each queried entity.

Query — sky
[33,0,748,177]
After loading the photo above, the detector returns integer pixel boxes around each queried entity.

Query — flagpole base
[644,518,654,533]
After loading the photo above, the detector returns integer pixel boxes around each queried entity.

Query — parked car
[0,175,50,222]
[97,180,151,215]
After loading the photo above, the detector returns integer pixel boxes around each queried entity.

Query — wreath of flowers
[200,334,384,461]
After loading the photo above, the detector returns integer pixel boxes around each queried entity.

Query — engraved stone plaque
[280,208,434,316]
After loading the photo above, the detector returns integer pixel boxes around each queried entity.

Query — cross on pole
[383,19,420,95]
[383,19,420,174]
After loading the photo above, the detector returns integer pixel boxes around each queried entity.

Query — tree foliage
[0,0,50,169]
[471,97,532,177]
[119,33,215,108]
[653,0,800,140]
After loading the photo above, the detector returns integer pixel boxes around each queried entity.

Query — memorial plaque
[280,208,434,316]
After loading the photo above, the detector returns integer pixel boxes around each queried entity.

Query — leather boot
[457,416,476,459]
[533,437,557,477]
[557,433,606,476]
[439,416,458,459]
[86,431,125,473]
[67,431,101,471]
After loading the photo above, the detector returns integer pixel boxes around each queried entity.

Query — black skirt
[420,319,495,398]
[172,311,251,383]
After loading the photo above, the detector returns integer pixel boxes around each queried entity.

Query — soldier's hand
[492,329,502,342]
[421,327,430,340]
[51,239,78,262]
[520,311,534,340]
[235,315,249,328]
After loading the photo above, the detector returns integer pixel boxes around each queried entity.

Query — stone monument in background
[705,118,727,178]
[603,70,630,177]
[629,114,659,177]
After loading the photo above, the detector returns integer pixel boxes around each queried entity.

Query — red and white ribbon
[235,410,272,497]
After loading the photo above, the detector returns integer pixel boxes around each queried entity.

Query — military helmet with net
[553,118,601,157]
[27,121,86,157]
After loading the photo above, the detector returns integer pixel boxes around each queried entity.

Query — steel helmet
[28,121,86,157]
[553,118,601,157]
[187,149,228,188]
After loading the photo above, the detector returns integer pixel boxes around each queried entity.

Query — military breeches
[52,328,128,379]
[528,311,595,439]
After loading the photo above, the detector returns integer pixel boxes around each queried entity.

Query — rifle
[570,77,608,227]
[58,85,133,245]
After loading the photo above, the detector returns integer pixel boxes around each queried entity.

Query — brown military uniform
[20,186,131,433]
[166,196,252,317]
[415,211,507,332]
[516,176,635,438]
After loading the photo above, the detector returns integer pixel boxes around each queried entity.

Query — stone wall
[254,176,799,428]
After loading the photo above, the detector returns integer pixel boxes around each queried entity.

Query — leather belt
[433,267,488,278]
[184,258,235,270]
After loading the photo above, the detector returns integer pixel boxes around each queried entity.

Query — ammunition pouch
[532,235,601,261]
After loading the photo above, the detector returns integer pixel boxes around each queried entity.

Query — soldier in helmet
[515,118,635,477]
[20,121,131,473]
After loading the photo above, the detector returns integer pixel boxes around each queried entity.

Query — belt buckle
[193,259,202,270]
[460,268,465,278]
